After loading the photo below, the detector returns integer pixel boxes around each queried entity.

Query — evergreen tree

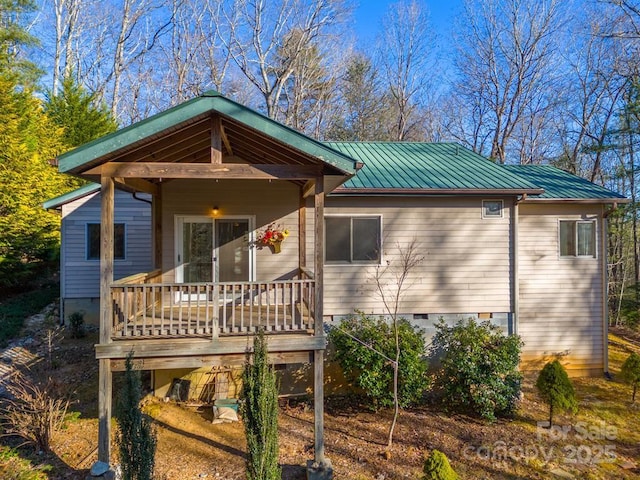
[422,450,459,480]
[241,330,281,480]
[0,74,70,286]
[0,0,41,86]
[536,360,578,427]
[44,75,118,150]
[621,352,640,402]
[115,353,156,480]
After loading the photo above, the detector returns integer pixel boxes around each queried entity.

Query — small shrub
[620,352,640,402]
[0,447,51,480]
[115,353,156,480]
[0,371,71,451]
[328,313,429,409]
[536,360,578,426]
[422,450,458,480]
[67,311,85,339]
[241,329,280,480]
[430,318,523,421]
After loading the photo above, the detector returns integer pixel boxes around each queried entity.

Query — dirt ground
[3,316,640,480]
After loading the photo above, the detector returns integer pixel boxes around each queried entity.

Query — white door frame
[175,215,256,284]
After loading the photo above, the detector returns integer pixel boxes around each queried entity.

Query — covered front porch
[54,91,358,474]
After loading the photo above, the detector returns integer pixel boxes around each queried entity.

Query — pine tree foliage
[0,0,41,85]
[241,330,281,480]
[44,75,118,150]
[536,360,578,427]
[0,74,71,286]
[422,450,459,480]
[115,353,157,480]
[621,352,640,402]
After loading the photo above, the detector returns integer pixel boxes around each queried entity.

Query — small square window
[87,223,126,260]
[482,200,503,218]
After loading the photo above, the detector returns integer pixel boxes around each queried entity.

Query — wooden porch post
[153,185,163,270]
[313,177,326,466]
[98,175,114,464]
[299,187,306,270]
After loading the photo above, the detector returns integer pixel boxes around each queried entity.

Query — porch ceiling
[57,91,358,188]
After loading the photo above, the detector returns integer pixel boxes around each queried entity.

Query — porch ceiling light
[212,205,219,216]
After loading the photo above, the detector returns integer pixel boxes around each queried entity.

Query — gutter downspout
[601,202,618,376]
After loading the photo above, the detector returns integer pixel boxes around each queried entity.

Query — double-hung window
[325,216,381,264]
[87,223,126,260]
[559,220,596,258]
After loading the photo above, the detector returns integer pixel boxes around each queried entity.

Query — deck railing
[110,272,315,339]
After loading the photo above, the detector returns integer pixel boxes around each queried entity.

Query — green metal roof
[326,142,543,194]
[43,183,100,210]
[57,91,358,175]
[503,165,627,201]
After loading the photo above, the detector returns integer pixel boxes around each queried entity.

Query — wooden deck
[112,303,314,338]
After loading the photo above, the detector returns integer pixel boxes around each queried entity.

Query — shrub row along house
[45,91,626,471]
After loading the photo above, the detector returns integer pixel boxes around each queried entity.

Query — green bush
[328,313,429,409]
[0,447,51,480]
[536,360,578,427]
[67,311,85,339]
[241,330,280,480]
[422,450,458,480]
[115,353,156,480]
[430,318,523,421]
[620,352,640,402]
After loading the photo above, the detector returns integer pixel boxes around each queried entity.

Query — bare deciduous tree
[376,0,437,141]
[224,0,351,121]
[450,0,564,163]
[373,239,423,452]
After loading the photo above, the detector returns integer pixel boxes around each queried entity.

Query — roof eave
[58,93,357,177]
[331,187,545,196]
[518,197,630,204]
[42,183,100,210]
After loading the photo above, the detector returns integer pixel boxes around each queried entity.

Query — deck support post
[97,175,114,466]
[308,177,331,478]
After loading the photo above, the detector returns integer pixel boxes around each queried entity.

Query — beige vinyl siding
[61,190,152,299]
[162,179,301,283]
[518,203,604,375]
[316,196,514,316]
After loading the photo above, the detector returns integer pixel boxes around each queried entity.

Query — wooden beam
[314,178,324,336]
[110,351,312,371]
[221,125,233,155]
[97,358,112,463]
[100,176,114,343]
[114,177,159,195]
[302,179,316,199]
[313,177,326,465]
[98,175,114,466]
[299,188,306,270]
[211,115,222,164]
[101,162,321,180]
[314,349,325,464]
[95,335,326,359]
[153,185,162,270]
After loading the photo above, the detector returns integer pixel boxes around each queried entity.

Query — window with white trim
[559,220,596,257]
[325,216,381,264]
[482,200,503,218]
[87,223,126,260]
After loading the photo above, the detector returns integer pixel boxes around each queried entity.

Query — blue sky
[353,0,463,45]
